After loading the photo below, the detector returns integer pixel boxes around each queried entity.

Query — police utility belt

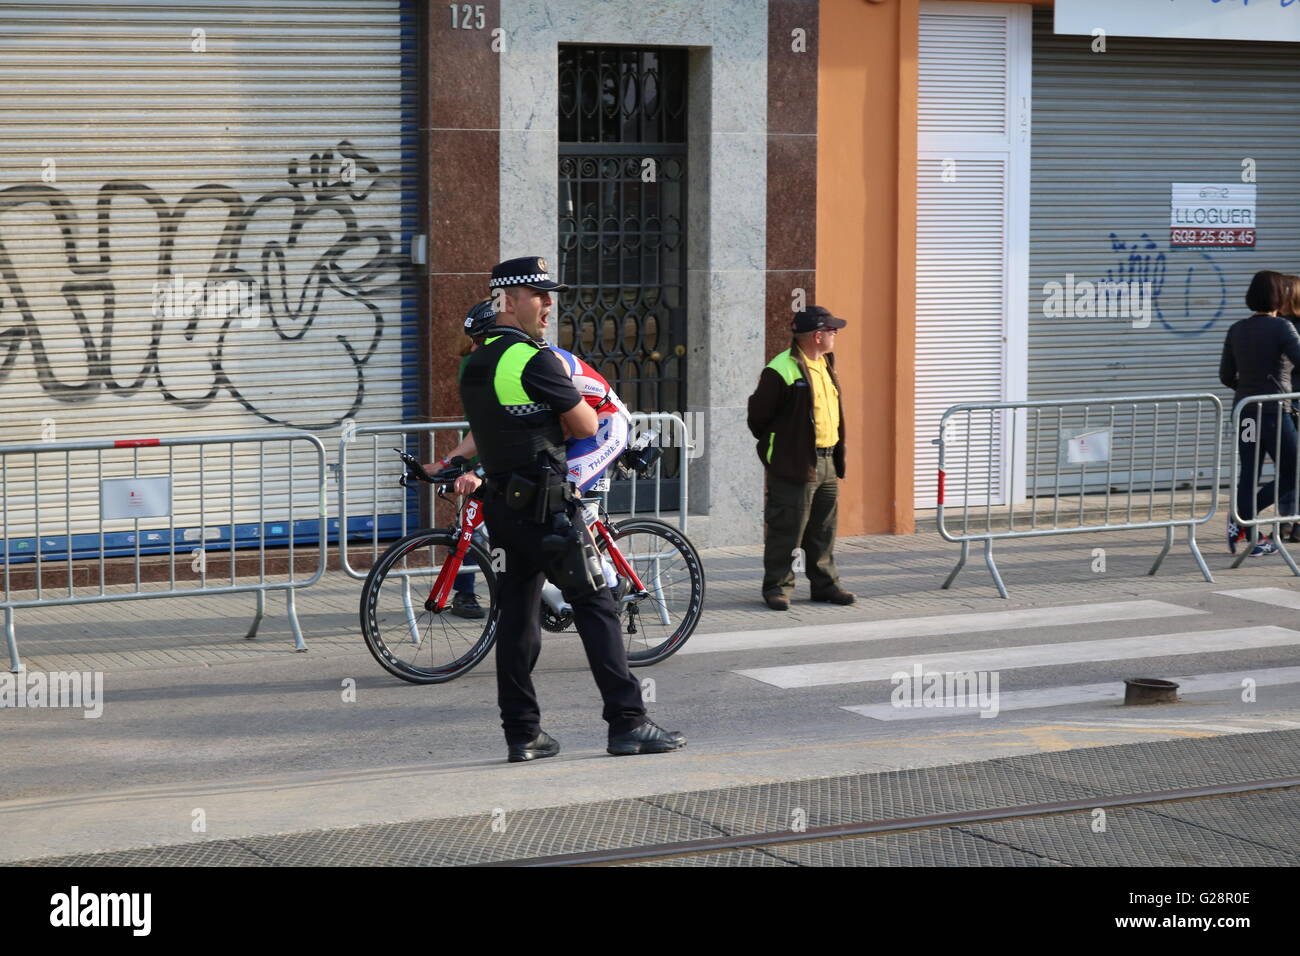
[484,469,575,522]
[484,468,608,598]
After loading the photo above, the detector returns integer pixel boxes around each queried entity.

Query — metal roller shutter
[916,3,1030,508]
[1028,8,1297,493]
[0,0,418,556]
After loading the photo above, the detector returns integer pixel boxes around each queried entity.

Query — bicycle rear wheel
[599,518,704,666]
[359,529,498,684]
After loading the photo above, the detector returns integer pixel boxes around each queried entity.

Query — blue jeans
[1236,407,1299,523]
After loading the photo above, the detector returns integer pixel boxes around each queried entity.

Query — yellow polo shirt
[798,348,840,447]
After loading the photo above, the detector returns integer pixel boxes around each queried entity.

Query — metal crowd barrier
[936,393,1223,598]
[2,431,327,672]
[335,421,466,580]
[335,413,692,580]
[1229,393,1300,576]
[606,412,692,533]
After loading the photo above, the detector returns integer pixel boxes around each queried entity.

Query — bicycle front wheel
[599,518,704,666]
[359,529,498,684]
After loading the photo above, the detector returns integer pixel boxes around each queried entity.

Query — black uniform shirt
[459,326,583,476]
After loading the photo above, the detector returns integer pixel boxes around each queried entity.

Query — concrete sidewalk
[8,524,1294,675]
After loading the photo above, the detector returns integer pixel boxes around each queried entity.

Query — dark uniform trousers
[483,489,646,745]
[762,452,841,598]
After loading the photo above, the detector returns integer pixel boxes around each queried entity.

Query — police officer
[459,256,686,762]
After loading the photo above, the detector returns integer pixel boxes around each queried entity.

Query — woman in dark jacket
[1219,270,1300,555]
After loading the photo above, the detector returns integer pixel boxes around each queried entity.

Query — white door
[915,1,1030,508]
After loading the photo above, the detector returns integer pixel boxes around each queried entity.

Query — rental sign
[1170,183,1256,248]
[1056,1,1300,43]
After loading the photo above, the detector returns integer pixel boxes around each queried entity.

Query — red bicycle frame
[423,496,646,611]
[426,493,486,610]
[592,519,646,593]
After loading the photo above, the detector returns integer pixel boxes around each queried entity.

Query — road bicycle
[359,448,705,684]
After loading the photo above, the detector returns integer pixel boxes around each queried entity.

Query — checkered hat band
[489,273,551,287]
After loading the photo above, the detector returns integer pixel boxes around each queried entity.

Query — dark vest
[459,327,567,477]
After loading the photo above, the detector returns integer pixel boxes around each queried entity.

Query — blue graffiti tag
[1106,233,1226,336]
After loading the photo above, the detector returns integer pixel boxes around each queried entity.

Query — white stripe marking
[1216,587,1300,611]
[735,626,1300,689]
[683,600,1202,655]
[843,666,1300,720]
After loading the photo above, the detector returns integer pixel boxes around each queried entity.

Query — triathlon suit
[551,347,631,493]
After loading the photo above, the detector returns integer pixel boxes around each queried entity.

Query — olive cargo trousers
[762,454,841,598]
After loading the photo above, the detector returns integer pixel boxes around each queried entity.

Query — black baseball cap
[792,305,847,333]
[463,299,498,338]
[488,255,568,292]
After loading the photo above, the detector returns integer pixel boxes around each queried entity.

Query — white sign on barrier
[100,476,171,520]
[1064,429,1111,466]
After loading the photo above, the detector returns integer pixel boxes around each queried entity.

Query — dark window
[557,45,688,419]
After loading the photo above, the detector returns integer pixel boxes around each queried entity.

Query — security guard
[459,256,686,762]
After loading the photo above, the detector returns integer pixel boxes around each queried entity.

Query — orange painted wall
[816,0,1050,535]
[816,0,916,535]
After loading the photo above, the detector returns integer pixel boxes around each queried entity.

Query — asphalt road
[5,578,1300,863]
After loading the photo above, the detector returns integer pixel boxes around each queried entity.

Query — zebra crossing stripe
[682,600,1203,655]
[734,626,1300,689]
[1216,587,1300,611]
[843,665,1300,721]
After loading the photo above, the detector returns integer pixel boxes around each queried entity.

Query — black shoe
[451,591,486,619]
[507,731,560,763]
[811,587,856,605]
[763,592,790,611]
[607,720,686,756]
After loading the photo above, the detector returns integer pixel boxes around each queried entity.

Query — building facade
[0,0,817,553]
[427,0,819,547]
[4,0,1277,553]
[822,0,1300,533]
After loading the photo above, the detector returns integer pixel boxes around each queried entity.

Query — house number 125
[450,4,486,29]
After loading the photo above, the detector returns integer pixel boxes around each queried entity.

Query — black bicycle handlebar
[395,448,465,488]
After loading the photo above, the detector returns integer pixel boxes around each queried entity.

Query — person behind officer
[458,256,685,762]
[428,300,499,619]
[747,305,855,610]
